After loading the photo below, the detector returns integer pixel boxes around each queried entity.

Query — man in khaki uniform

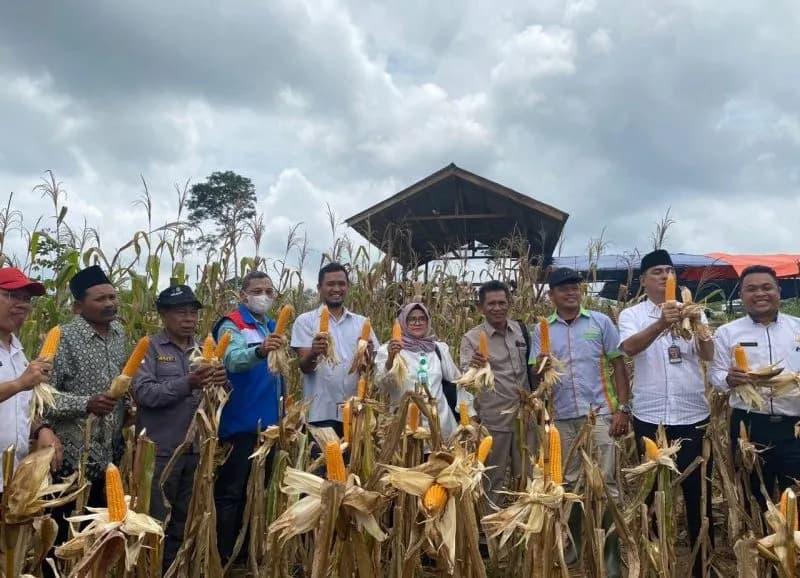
[460,280,534,507]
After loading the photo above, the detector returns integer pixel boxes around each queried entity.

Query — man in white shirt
[710,264,800,504]
[0,267,61,494]
[618,250,714,578]
[291,263,378,437]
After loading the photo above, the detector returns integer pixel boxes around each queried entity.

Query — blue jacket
[213,305,282,439]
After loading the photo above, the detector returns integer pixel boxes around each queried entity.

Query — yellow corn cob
[357,377,366,399]
[360,319,372,341]
[105,464,127,522]
[342,403,351,443]
[780,489,798,532]
[201,334,215,361]
[549,425,562,484]
[643,436,660,461]
[734,345,749,372]
[477,436,493,464]
[459,401,469,427]
[122,337,150,378]
[539,319,550,354]
[665,272,677,301]
[408,403,420,430]
[215,331,232,359]
[478,331,489,357]
[275,305,294,336]
[392,321,402,341]
[319,307,330,333]
[324,441,346,483]
[423,482,448,514]
[38,326,62,360]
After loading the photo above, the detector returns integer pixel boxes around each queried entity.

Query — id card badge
[667,344,683,364]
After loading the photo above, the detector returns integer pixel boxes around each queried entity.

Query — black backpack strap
[517,320,534,390]
[434,344,459,417]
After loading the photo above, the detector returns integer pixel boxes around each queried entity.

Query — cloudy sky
[1,1,799,280]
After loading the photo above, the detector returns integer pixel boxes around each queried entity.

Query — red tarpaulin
[705,253,800,278]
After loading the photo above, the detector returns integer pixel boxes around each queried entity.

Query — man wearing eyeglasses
[0,268,63,496]
[211,270,284,563]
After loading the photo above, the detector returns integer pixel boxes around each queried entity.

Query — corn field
[1,177,798,578]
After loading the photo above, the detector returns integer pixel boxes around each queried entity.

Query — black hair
[241,271,272,292]
[318,262,349,287]
[739,265,779,285]
[478,280,511,304]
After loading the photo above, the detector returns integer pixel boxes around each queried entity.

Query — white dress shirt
[710,313,800,416]
[290,306,380,423]
[0,334,33,492]
[618,300,709,425]
[374,342,475,440]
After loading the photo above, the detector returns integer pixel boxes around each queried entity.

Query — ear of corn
[478,331,489,357]
[408,402,419,430]
[357,377,366,399]
[320,307,330,333]
[122,336,150,378]
[643,436,660,461]
[106,463,127,522]
[548,425,562,484]
[360,319,372,341]
[539,319,550,354]
[38,326,62,360]
[275,304,294,336]
[342,403,351,443]
[734,345,749,372]
[201,334,215,361]
[324,441,346,483]
[422,482,448,514]
[665,272,677,301]
[477,436,493,464]
[459,401,469,427]
[214,331,232,359]
[392,321,402,341]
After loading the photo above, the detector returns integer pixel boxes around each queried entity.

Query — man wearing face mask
[212,270,284,563]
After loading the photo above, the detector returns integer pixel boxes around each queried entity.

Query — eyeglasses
[407,317,428,325]
[0,290,36,304]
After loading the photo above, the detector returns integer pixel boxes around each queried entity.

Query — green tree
[186,171,258,276]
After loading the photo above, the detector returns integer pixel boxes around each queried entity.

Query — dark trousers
[731,409,800,506]
[153,453,199,572]
[310,420,344,439]
[214,432,258,562]
[633,418,713,578]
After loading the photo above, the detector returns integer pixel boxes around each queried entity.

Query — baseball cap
[548,267,583,289]
[155,285,203,310]
[0,267,46,296]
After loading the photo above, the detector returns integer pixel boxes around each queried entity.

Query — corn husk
[267,333,293,376]
[29,383,58,423]
[455,362,495,396]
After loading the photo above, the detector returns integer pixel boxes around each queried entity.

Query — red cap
[0,267,46,296]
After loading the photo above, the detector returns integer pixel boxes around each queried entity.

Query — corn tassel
[459,401,469,426]
[391,321,402,341]
[477,436,493,464]
[548,425,562,484]
[215,331,232,359]
[734,345,750,372]
[360,319,372,341]
[408,403,420,430]
[106,464,127,522]
[320,307,330,333]
[38,326,62,360]
[539,319,550,354]
[423,483,448,514]
[324,441,346,483]
[643,436,660,461]
[665,272,677,301]
[122,336,150,378]
[275,304,294,336]
[343,403,352,443]
[201,334,215,361]
[478,331,489,357]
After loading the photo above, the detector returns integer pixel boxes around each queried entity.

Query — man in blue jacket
[212,270,283,562]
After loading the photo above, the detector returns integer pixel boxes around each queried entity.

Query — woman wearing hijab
[375,303,475,440]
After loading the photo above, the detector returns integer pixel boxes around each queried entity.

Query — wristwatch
[617,403,632,415]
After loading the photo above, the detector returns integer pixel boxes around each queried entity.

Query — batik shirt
[46,316,128,481]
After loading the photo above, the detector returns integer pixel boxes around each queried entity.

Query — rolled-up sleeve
[219,319,261,374]
[132,342,192,408]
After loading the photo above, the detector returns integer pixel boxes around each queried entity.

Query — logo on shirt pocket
[582,330,602,340]
[157,355,177,363]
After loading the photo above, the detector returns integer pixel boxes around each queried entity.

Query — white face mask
[246,294,274,315]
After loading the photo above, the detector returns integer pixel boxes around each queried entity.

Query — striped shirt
[529,308,623,420]
[618,300,709,425]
